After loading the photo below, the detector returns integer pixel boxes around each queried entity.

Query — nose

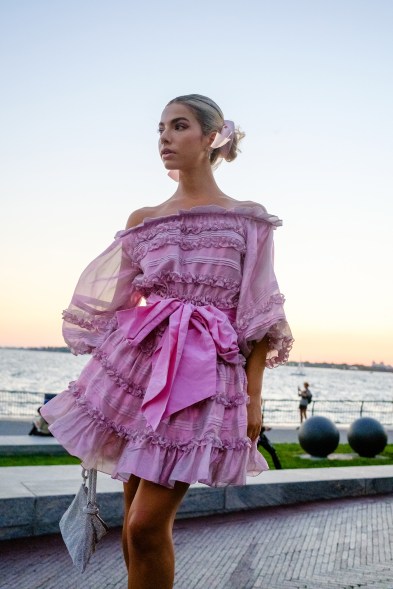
[159,126,171,144]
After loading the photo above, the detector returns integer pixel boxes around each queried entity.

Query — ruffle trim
[62,310,117,333]
[135,270,241,292]
[235,293,286,331]
[133,234,246,262]
[70,382,250,450]
[235,292,294,368]
[115,202,282,239]
[265,323,294,369]
[69,342,92,355]
[93,349,248,408]
[93,349,146,398]
[138,287,238,309]
[209,392,247,408]
[131,217,247,245]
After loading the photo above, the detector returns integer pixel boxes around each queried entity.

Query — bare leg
[125,478,189,589]
[122,475,141,569]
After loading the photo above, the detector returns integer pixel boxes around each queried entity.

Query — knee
[127,511,168,555]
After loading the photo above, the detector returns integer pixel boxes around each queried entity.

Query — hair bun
[219,126,245,164]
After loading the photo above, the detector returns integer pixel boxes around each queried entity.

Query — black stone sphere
[298,416,340,457]
[347,417,387,458]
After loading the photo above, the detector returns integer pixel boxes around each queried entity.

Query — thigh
[123,475,141,513]
[128,479,189,527]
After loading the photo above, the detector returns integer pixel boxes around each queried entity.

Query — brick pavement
[1,495,393,589]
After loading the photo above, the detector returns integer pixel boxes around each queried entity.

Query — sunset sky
[1,0,392,365]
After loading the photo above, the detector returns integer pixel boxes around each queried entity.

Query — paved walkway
[1,494,393,589]
[2,419,393,588]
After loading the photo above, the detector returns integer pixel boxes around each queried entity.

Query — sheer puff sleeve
[235,215,293,368]
[62,230,142,355]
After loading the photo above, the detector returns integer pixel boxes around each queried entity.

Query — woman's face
[158,103,213,174]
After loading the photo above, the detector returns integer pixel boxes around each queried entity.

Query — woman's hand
[247,398,262,442]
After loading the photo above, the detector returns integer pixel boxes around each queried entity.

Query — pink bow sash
[116,294,241,430]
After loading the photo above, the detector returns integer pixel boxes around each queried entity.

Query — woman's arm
[244,337,269,441]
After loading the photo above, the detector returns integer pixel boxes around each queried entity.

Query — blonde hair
[167,94,245,167]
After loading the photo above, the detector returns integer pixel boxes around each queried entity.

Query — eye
[157,128,164,134]
[175,123,188,131]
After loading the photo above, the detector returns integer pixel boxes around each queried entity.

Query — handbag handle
[81,467,99,515]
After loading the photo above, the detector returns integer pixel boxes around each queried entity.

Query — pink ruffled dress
[41,202,293,488]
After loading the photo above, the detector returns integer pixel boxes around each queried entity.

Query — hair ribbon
[210,120,235,156]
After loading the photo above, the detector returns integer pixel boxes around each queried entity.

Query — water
[0,348,89,394]
[0,349,89,418]
[1,348,393,422]
[264,364,393,402]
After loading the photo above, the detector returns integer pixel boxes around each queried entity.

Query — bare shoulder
[126,198,178,228]
[224,197,267,212]
[125,207,157,229]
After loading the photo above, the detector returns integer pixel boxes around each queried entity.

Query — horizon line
[1,346,392,371]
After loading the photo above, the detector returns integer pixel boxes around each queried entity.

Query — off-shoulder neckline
[115,202,282,238]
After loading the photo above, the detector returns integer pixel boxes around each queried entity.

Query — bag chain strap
[81,467,99,515]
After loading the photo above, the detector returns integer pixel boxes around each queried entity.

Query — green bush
[260,443,393,470]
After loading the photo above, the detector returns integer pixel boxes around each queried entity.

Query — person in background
[297,382,312,426]
[29,407,53,436]
[257,424,282,469]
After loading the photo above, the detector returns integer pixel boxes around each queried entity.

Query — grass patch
[260,443,393,470]
[0,454,81,467]
[2,444,393,469]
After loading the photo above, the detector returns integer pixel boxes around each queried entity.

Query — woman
[41,94,293,589]
[298,382,311,425]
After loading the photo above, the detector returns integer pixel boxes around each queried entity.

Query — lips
[161,149,175,157]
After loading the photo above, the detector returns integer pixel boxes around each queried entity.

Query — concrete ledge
[0,435,67,456]
[1,464,393,540]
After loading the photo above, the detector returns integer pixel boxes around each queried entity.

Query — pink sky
[1,1,392,367]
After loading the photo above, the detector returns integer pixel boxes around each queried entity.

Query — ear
[207,130,218,148]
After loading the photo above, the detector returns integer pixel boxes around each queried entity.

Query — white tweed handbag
[59,467,108,573]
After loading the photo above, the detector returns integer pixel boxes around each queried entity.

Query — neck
[172,163,225,203]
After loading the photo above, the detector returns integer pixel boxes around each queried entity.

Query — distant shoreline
[288,361,393,374]
[1,346,392,373]
[1,346,70,353]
